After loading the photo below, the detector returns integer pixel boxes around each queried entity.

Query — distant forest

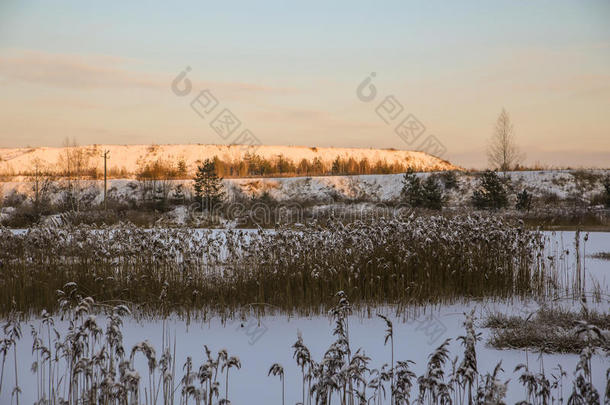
[136,153,442,181]
[5,151,446,181]
[220,154,419,176]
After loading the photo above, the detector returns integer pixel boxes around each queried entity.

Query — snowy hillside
[1,169,608,208]
[0,144,457,175]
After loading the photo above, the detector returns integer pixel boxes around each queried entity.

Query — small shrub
[589,192,608,206]
[570,170,602,189]
[551,175,568,187]
[590,252,610,261]
[2,190,26,208]
[1,204,39,227]
[604,176,610,207]
[540,191,561,205]
[484,307,610,353]
[515,189,532,212]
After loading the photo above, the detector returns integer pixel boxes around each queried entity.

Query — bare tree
[57,138,93,211]
[487,108,524,171]
[136,157,177,208]
[30,158,52,214]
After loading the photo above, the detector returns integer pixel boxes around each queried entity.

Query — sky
[0,0,609,168]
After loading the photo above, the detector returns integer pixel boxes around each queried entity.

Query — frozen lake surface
[2,301,608,404]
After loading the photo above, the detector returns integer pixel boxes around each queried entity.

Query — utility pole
[102,150,110,210]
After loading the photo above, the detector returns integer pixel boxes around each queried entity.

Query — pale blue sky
[1,0,609,167]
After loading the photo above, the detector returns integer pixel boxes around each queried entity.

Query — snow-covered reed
[0,215,560,316]
[1,290,608,404]
[268,293,609,404]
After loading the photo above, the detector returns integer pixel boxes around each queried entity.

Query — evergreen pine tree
[331,157,342,175]
[422,176,443,210]
[439,170,458,190]
[401,168,423,207]
[471,170,508,209]
[176,159,187,177]
[401,169,444,209]
[193,158,225,212]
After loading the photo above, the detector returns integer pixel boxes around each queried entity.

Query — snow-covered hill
[0,144,457,175]
[1,169,608,208]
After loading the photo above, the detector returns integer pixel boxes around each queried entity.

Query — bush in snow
[604,176,610,208]
[515,189,532,212]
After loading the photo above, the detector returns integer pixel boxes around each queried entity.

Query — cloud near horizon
[0,49,296,95]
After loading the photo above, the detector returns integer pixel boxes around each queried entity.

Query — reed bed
[0,215,555,317]
[1,291,608,404]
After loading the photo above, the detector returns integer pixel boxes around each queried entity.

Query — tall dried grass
[0,291,608,404]
[0,215,553,317]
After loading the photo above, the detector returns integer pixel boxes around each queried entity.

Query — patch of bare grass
[590,251,610,260]
[484,307,610,353]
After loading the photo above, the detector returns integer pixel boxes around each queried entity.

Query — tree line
[7,148,440,181]
[204,153,430,178]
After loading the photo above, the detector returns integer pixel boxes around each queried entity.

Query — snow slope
[0,143,457,175]
[2,170,607,210]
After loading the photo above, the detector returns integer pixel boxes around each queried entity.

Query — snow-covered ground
[1,231,608,404]
[1,170,608,214]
